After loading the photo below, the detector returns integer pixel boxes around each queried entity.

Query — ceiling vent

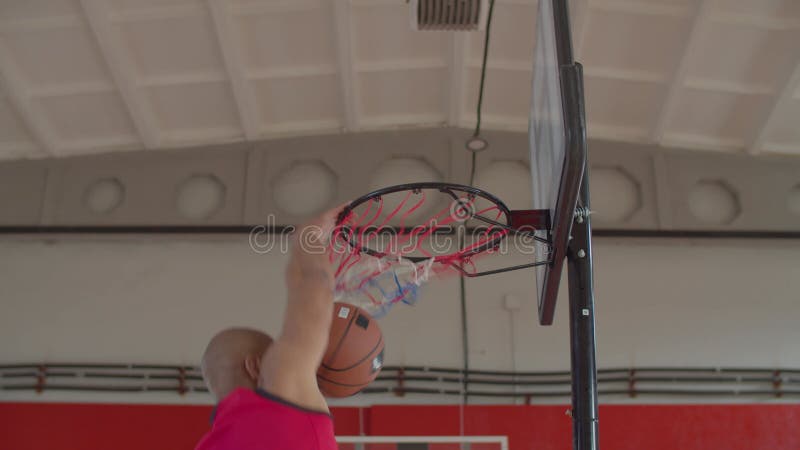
[410,0,489,31]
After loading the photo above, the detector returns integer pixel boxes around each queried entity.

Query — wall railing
[2,364,799,400]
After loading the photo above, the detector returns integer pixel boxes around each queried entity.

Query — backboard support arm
[564,62,599,450]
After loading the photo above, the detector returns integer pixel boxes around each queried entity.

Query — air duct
[410,0,488,31]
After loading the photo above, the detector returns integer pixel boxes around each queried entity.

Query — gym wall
[1,236,798,405]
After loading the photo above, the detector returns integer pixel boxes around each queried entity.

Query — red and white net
[330,186,511,317]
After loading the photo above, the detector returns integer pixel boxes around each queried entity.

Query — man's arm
[258,207,340,412]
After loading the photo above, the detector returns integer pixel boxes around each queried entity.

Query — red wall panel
[330,406,362,436]
[369,405,462,435]
[466,405,572,450]
[599,404,800,450]
[0,402,212,450]
[1,402,799,450]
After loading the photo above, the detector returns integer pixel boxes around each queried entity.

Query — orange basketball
[317,302,384,397]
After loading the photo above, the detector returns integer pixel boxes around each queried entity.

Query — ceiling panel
[686,19,800,90]
[116,8,224,79]
[665,88,773,149]
[467,2,537,64]
[582,6,692,75]
[0,97,34,143]
[0,0,82,20]
[710,0,800,19]
[0,0,797,161]
[108,0,201,14]
[252,75,342,127]
[584,76,666,136]
[636,0,692,4]
[352,3,448,63]
[1,22,110,88]
[236,4,336,70]
[761,98,800,153]
[37,91,136,143]
[147,81,239,136]
[465,67,532,118]
[359,67,448,120]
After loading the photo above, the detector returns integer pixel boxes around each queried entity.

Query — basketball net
[329,185,513,318]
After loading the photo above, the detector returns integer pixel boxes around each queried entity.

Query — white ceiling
[0,0,798,161]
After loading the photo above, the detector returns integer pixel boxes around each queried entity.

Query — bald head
[201,327,273,400]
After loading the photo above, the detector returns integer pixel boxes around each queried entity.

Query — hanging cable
[468,0,496,187]
[469,149,477,187]
[473,0,496,139]
[459,0,498,405]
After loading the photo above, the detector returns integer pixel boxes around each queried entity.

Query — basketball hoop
[330,182,551,317]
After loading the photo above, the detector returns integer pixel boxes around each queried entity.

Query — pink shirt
[195,388,337,450]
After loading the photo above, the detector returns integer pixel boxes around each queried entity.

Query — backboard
[529,0,586,325]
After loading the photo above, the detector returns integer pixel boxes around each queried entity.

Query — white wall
[1,236,799,403]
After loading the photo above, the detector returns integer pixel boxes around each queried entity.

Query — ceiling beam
[231,0,319,16]
[247,66,338,80]
[139,71,227,88]
[713,11,800,31]
[448,33,467,127]
[582,67,666,83]
[683,78,772,96]
[108,3,205,23]
[650,0,710,144]
[358,59,447,73]
[207,0,262,140]
[592,0,688,17]
[0,15,82,32]
[332,0,359,131]
[0,40,57,156]
[80,0,160,149]
[28,80,116,97]
[749,59,800,155]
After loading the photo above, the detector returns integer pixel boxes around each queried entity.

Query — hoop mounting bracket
[509,209,551,230]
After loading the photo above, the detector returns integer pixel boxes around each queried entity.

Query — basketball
[317,302,385,397]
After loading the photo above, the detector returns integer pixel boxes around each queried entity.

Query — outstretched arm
[258,207,340,412]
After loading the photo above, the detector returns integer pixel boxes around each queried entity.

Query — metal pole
[567,146,599,448]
